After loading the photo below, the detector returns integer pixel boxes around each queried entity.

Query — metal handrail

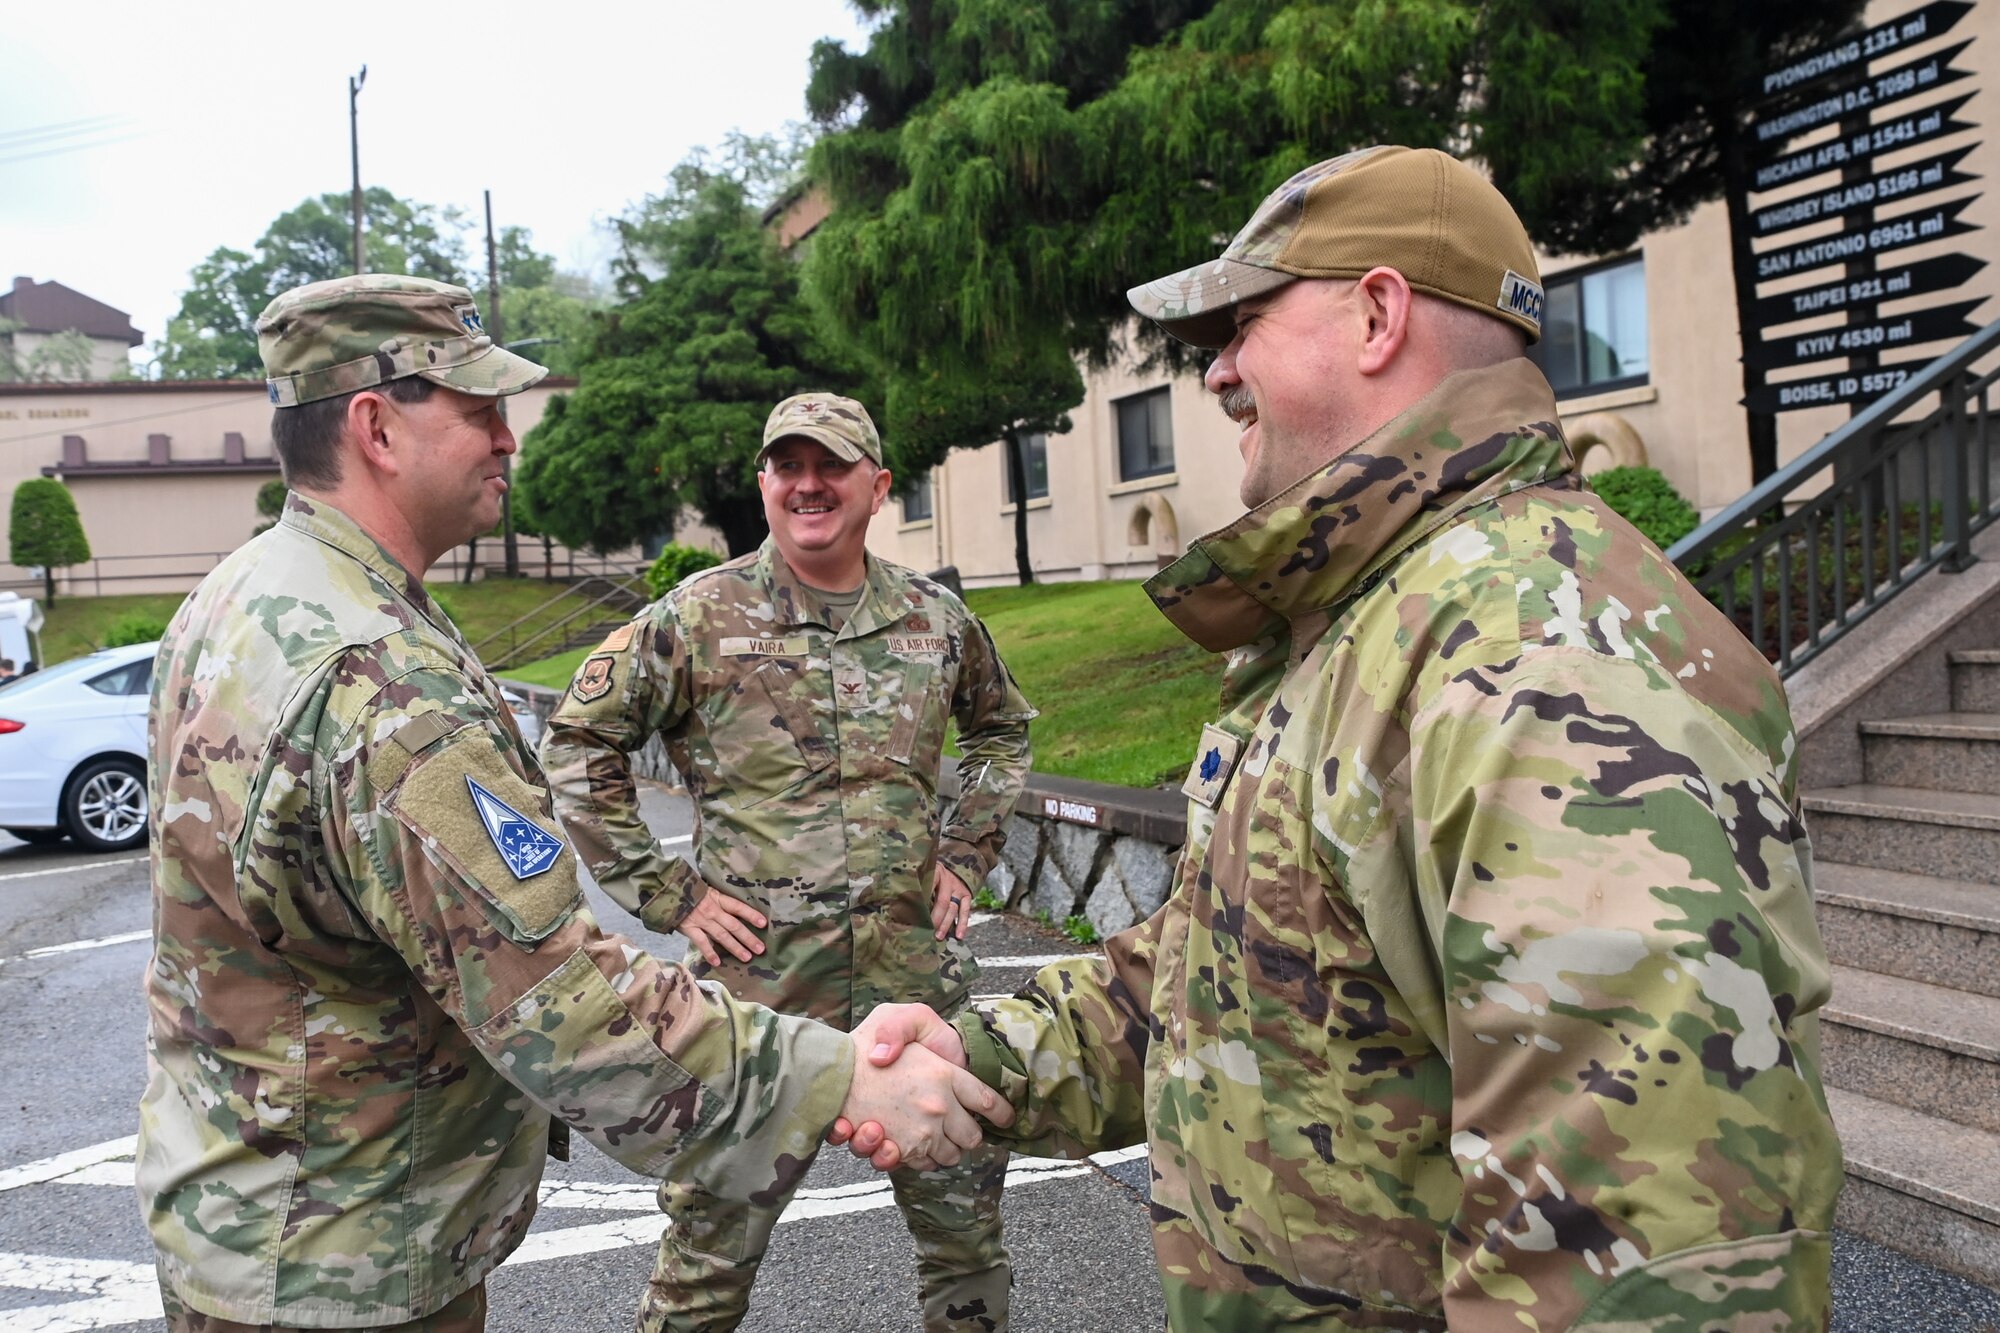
[1669,318,2000,676]
[478,574,651,670]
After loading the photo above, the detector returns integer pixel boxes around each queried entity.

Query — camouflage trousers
[636,1140,1011,1333]
[159,1276,487,1332]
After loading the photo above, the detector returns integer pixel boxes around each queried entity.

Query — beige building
[0,377,614,598]
[867,0,2000,586]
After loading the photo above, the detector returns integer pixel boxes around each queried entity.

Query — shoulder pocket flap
[385,729,581,944]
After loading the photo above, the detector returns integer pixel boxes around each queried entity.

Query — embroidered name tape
[886,635,950,656]
[721,636,809,657]
[467,776,564,880]
[1498,269,1545,331]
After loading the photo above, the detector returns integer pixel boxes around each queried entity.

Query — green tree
[153,190,601,381]
[516,136,871,558]
[9,478,91,606]
[804,0,1866,383]
[0,322,102,383]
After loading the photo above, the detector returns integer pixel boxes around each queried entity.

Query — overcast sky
[2,0,872,371]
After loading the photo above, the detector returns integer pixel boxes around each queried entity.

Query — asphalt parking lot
[0,787,1995,1331]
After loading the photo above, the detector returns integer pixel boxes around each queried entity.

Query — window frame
[1114,387,1176,482]
[1530,252,1650,400]
[898,472,934,524]
[1001,432,1050,505]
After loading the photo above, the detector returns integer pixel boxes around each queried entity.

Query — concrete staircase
[1802,647,2000,1289]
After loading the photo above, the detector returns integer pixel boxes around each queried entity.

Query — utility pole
[486,189,521,577]
[348,66,368,274]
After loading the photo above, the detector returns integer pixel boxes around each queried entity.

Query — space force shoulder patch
[468,776,565,880]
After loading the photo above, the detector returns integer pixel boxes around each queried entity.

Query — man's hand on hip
[836,1006,1009,1173]
[931,864,975,940]
[678,888,766,966]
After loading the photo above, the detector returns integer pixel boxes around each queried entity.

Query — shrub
[103,612,169,648]
[1591,465,1700,551]
[645,543,724,599]
[1062,914,1100,945]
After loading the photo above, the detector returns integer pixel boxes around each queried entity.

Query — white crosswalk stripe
[0,1140,1147,1330]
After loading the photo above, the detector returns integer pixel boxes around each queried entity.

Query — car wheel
[63,758,148,853]
[2,828,67,846]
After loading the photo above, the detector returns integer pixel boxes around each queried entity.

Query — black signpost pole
[1722,115,1784,489]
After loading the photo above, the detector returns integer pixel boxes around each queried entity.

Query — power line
[0,132,144,168]
[0,392,263,447]
[0,114,128,148]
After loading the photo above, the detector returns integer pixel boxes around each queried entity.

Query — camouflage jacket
[541,541,1035,1027]
[956,359,1841,1330]
[140,498,851,1326]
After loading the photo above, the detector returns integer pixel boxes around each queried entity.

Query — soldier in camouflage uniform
[540,392,1035,1333]
[849,148,1842,1329]
[140,276,1007,1332]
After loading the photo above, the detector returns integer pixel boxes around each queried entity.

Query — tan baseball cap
[256,274,546,407]
[1127,146,1545,348]
[760,392,884,465]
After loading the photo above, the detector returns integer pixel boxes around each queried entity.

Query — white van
[0,592,43,675]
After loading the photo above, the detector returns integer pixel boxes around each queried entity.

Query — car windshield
[0,653,128,697]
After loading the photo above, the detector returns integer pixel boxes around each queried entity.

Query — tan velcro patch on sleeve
[386,727,581,944]
[600,621,637,653]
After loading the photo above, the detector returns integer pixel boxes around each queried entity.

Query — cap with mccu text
[1127,146,1545,348]
[760,392,884,466]
[256,274,547,408]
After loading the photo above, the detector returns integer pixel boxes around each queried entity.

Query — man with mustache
[848,147,1841,1329]
[141,280,1007,1332]
[541,392,1034,1332]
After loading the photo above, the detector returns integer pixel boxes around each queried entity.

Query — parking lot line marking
[970,952,1095,970]
[0,930,150,968]
[658,835,692,847]
[0,1137,135,1195]
[0,1252,160,1331]
[0,1142,1152,1328]
[0,857,145,885]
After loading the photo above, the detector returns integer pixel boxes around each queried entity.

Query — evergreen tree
[9,478,91,606]
[804,0,1867,383]
[516,136,871,558]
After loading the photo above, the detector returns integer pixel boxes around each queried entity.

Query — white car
[0,641,155,853]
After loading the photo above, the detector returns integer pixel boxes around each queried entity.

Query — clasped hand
[833,1004,1008,1172]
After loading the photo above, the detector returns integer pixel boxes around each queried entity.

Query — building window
[900,473,934,523]
[1002,432,1049,504]
[1531,255,1647,396]
[1115,388,1175,481]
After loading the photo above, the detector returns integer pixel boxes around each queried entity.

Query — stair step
[1949,650,2000,713]
[1822,964,2000,1133]
[1815,864,2000,998]
[1828,1085,2000,1288]
[1861,712,2000,795]
[1802,784,2000,884]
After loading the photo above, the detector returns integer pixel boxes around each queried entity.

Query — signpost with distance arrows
[1725,0,1983,464]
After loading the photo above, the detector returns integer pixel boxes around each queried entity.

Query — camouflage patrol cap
[1128,146,1545,348]
[760,392,883,466]
[255,274,547,407]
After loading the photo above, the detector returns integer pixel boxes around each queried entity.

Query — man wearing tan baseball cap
[541,389,1035,1333]
[848,146,1837,1330]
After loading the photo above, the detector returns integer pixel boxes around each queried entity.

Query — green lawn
[501,645,596,691]
[494,579,1226,789]
[36,578,603,668]
[965,581,1222,788]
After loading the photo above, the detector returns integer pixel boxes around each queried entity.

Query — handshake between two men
[832,1002,1000,1172]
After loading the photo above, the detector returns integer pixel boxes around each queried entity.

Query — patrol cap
[1127,146,1545,348]
[255,274,547,407]
[760,392,884,466]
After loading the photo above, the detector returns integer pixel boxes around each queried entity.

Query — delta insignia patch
[467,776,564,879]
[572,653,616,703]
